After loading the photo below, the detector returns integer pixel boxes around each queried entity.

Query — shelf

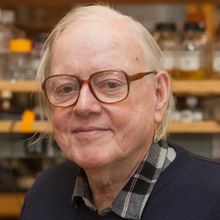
[0,193,24,217]
[1,79,220,95]
[0,80,38,93]
[1,79,220,134]
[172,80,220,96]
[168,121,220,133]
[1,120,220,133]
[0,120,51,133]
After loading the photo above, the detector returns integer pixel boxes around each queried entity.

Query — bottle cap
[155,22,176,32]
[184,21,206,32]
[10,39,32,52]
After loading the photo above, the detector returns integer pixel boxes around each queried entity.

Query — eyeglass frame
[42,69,157,108]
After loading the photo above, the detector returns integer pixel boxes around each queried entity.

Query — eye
[106,81,121,89]
[99,80,123,90]
[55,84,75,95]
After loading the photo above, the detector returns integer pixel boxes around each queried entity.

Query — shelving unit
[1,1,220,219]
[1,79,220,218]
[1,80,220,134]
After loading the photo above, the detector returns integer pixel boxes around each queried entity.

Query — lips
[72,127,109,133]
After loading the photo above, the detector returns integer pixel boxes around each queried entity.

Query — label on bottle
[178,51,201,71]
[212,52,220,73]
[162,51,176,71]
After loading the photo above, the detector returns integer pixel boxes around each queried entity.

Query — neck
[84,145,150,211]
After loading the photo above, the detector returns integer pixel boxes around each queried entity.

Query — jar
[0,9,11,79]
[2,9,26,39]
[212,27,220,79]
[9,38,35,80]
[31,32,48,74]
[154,22,179,79]
[177,22,208,80]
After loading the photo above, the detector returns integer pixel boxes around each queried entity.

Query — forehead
[51,19,147,75]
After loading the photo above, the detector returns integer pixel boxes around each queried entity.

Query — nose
[73,83,102,117]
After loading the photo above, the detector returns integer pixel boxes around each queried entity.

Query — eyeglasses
[42,70,156,107]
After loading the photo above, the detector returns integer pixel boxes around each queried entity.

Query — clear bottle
[154,22,179,79]
[0,90,16,118]
[212,26,220,79]
[31,32,48,74]
[185,96,203,121]
[2,9,26,39]
[178,22,208,80]
[212,46,220,78]
[0,9,12,80]
[197,23,212,78]
[9,39,35,80]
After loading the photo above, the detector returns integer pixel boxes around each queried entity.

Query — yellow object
[10,39,32,52]
[20,110,35,132]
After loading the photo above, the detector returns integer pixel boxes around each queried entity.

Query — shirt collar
[72,140,176,219]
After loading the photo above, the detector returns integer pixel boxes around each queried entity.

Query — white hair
[36,4,175,142]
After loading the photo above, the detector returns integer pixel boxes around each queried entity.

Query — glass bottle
[0,9,11,80]
[199,23,211,78]
[177,22,207,80]
[185,96,203,121]
[212,26,220,79]
[32,32,48,74]
[0,90,16,118]
[9,38,35,80]
[2,9,26,39]
[154,22,179,79]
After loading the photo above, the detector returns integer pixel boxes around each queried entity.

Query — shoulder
[29,159,79,195]
[145,143,220,219]
[20,160,80,219]
[165,142,220,191]
[36,159,79,182]
[169,142,220,170]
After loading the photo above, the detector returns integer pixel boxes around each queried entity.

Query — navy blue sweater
[20,143,220,220]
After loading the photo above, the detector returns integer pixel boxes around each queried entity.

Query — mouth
[72,127,110,134]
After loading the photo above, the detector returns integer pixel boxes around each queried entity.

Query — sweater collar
[72,140,176,219]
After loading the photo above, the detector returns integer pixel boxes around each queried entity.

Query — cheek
[50,108,73,154]
[109,99,155,146]
[129,88,156,135]
[51,107,72,129]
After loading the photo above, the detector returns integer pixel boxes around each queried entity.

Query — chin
[65,143,112,168]
[72,153,112,170]
[76,160,108,170]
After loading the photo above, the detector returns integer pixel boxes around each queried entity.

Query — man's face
[49,20,168,169]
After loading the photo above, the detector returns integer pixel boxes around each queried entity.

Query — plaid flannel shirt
[72,140,176,219]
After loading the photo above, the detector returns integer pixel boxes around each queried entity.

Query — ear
[154,71,170,124]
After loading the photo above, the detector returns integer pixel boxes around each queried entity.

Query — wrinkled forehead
[51,19,147,73]
[57,18,138,45]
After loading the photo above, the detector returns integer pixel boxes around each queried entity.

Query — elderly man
[20,4,220,220]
